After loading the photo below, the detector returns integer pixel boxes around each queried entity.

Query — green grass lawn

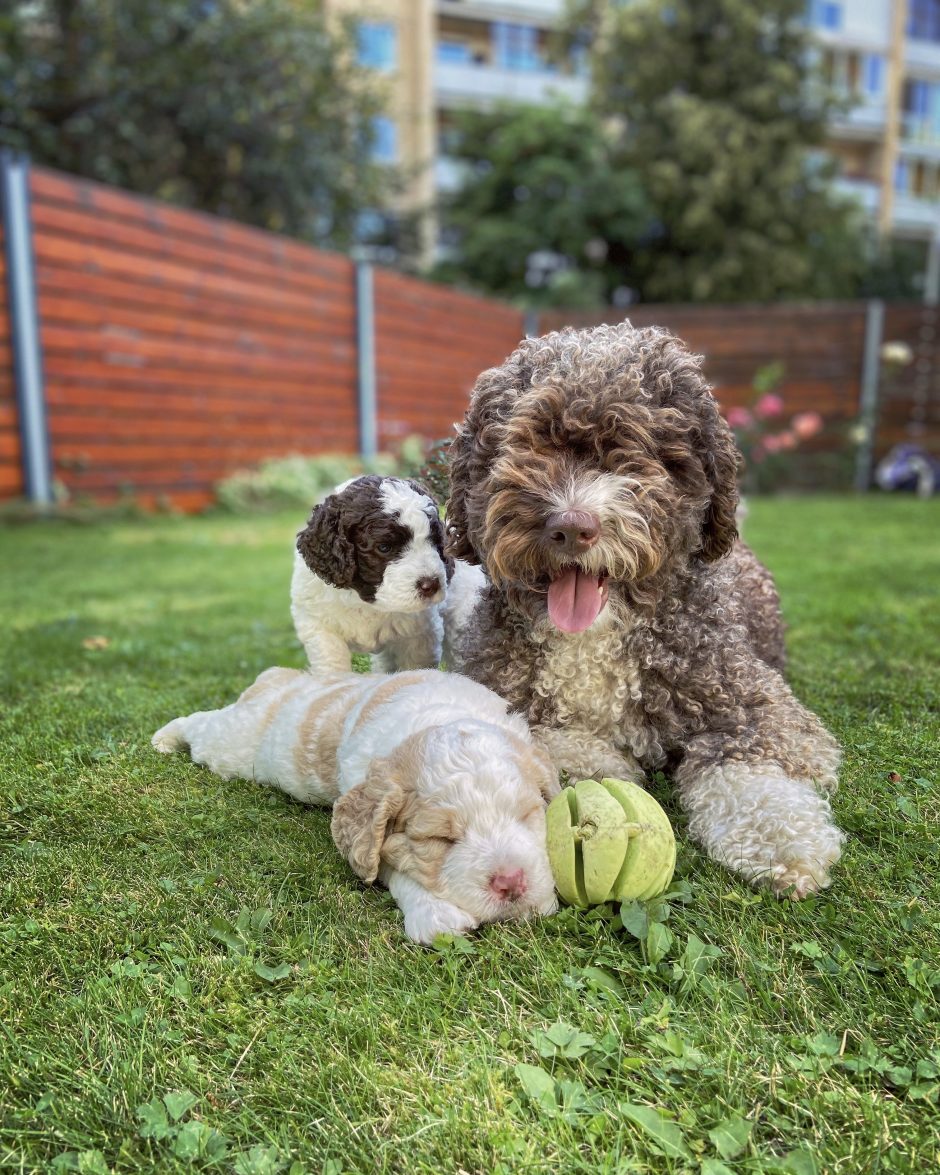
[1,497,938,1174]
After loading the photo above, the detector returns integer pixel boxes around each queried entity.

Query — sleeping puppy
[152,668,559,944]
[291,475,453,673]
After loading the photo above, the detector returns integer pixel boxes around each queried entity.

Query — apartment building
[335,1,940,262]
[813,0,940,245]
[326,0,587,261]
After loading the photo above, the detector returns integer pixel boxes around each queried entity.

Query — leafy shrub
[215,437,436,514]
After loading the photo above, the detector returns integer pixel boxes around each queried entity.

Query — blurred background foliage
[0,0,388,247]
[0,0,923,303]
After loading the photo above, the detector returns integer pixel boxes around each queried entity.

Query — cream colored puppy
[153,669,560,944]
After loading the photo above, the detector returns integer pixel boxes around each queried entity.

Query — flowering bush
[723,363,829,492]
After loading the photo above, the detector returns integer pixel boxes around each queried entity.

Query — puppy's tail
[152,716,191,754]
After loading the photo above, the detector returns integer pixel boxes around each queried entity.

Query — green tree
[0,0,389,247]
[433,99,649,308]
[568,0,869,302]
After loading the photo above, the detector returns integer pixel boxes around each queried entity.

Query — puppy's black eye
[377,542,393,554]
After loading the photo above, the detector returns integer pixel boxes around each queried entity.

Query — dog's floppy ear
[296,495,358,589]
[698,398,740,563]
[445,363,514,564]
[426,511,456,583]
[443,425,477,564]
[331,759,408,884]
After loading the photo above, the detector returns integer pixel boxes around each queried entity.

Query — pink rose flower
[762,434,783,454]
[754,393,785,419]
[792,411,823,439]
[726,406,753,429]
[777,431,798,451]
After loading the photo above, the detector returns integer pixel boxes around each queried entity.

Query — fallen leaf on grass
[81,636,110,650]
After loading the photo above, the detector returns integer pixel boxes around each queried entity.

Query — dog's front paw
[403,899,477,946]
[767,834,844,900]
[151,720,186,754]
[687,766,844,900]
[586,749,645,784]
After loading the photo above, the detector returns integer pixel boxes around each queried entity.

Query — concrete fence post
[854,299,884,492]
[0,151,52,506]
[355,261,377,460]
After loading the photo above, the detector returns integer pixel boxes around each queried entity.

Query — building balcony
[837,176,940,235]
[901,114,940,157]
[436,0,568,21]
[830,98,887,139]
[835,177,880,216]
[904,36,940,76]
[433,59,588,108]
[893,191,940,235]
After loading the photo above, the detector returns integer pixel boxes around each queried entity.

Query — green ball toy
[546,778,676,907]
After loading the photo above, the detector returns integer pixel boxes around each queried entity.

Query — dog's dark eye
[377,542,393,554]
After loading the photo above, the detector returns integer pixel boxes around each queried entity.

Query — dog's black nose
[545,511,600,555]
[416,576,442,599]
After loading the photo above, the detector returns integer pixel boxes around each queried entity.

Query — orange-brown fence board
[29,167,359,505]
[539,303,869,439]
[374,270,525,444]
[1,165,937,509]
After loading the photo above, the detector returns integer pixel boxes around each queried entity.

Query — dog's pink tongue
[547,569,606,633]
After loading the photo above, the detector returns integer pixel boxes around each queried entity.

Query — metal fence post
[524,310,540,338]
[355,261,377,460]
[854,299,884,492]
[0,151,52,506]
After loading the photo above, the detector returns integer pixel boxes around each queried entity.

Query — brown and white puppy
[446,322,843,899]
[152,668,559,944]
[291,476,453,672]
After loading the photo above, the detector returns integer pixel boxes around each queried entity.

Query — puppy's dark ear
[699,401,740,562]
[296,496,358,589]
[427,512,456,582]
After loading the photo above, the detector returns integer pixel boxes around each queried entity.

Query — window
[370,117,398,164]
[437,41,474,65]
[861,54,884,98]
[492,22,542,71]
[808,1,842,31]
[908,0,940,42]
[357,22,397,70]
[895,159,910,193]
[905,79,931,117]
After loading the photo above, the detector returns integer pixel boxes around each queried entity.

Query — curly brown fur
[447,322,843,898]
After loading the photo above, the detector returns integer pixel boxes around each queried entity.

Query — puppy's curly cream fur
[153,668,559,943]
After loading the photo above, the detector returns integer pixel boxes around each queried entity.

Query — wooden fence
[2,159,938,509]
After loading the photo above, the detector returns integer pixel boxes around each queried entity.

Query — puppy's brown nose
[544,511,600,555]
[490,869,528,902]
[416,576,442,599]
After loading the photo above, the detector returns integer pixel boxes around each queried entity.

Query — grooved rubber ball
[546,778,676,907]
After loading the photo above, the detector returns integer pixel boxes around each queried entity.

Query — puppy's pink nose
[416,576,442,599]
[489,868,528,902]
[545,510,600,555]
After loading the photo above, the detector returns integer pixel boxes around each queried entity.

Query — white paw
[403,900,477,946]
[687,765,844,900]
[767,836,844,900]
[151,724,183,754]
